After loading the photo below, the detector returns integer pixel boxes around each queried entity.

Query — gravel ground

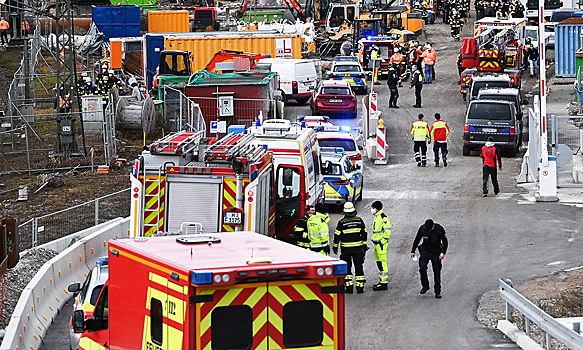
[0,248,58,335]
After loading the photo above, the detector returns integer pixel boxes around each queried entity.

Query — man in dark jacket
[387,65,400,108]
[409,65,423,108]
[333,202,367,294]
[411,219,448,298]
[480,136,502,196]
[292,205,315,248]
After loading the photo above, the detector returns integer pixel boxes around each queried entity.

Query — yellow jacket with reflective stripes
[410,119,430,142]
[307,212,330,247]
[333,215,367,249]
[371,209,391,246]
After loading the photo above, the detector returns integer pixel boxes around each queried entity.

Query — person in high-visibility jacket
[409,65,423,108]
[307,203,331,255]
[21,20,29,37]
[410,113,430,167]
[430,113,450,167]
[0,18,9,45]
[370,45,381,85]
[390,48,406,86]
[293,205,314,249]
[371,201,391,291]
[333,202,367,294]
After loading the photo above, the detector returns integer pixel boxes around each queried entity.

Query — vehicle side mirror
[68,282,81,293]
[72,310,86,333]
[521,100,529,105]
[358,145,363,150]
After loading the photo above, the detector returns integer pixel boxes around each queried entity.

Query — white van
[259,58,318,105]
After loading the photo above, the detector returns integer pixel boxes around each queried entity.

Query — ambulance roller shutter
[166,176,222,233]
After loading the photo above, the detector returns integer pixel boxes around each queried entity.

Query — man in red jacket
[480,137,502,197]
[429,113,449,167]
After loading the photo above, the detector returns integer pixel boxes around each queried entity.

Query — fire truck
[72,231,348,350]
[460,17,527,99]
[248,119,324,239]
[130,130,276,237]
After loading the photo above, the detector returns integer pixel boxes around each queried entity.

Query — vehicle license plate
[329,99,342,103]
[224,212,242,225]
[482,128,497,133]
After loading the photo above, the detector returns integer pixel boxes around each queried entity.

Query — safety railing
[499,278,583,350]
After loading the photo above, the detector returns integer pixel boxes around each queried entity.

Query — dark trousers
[431,65,436,80]
[482,165,499,195]
[433,142,448,162]
[0,30,7,44]
[443,9,449,23]
[340,249,365,288]
[414,84,422,107]
[419,250,442,294]
[389,86,399,106]
[413,141,427,164]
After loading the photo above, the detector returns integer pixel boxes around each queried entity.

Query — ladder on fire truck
[143,130,205,235]
[204,132,266,163]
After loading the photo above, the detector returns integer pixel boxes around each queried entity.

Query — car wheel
[463,145,470,156]
[280,91,288,104]
[296,97,310,105]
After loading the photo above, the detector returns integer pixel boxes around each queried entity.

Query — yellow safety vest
[411,120,430,141]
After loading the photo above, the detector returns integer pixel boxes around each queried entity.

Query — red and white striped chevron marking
[370,92,377,113]
[376,123,385,159]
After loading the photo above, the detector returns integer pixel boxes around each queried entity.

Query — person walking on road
[371,201,391,291]
[0,18,9,45]
[410,113,430,166]
[292,205,314,249]
[430,113,450,167]
[422,44,436,83]
[480,136,502,197]
[307,203,331,255]
[387,65,400,108]
[410,219,448,298]
[333,202,367,294]
[410,65,423,108]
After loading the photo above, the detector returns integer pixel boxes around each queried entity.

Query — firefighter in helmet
[370,45,381,85]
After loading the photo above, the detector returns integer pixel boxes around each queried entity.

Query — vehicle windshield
[469,103,512,120]
[334,65,361,73]
[472,81,511,97]
[322,162,343,175]
[321,87,351,95]
[525,29,538,42]
[479,94,518,104]
[551,12,573,22]
[318,138,357,151]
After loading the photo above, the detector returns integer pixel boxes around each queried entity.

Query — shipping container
[110,0,158,7]
[555,18,583,77]
[164,33,302,73]
[145,34,165,90]
[92,5,141,40]
[148,10,189,33]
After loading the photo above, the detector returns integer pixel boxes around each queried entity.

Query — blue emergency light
[96,257,108,266]
[301,121,307,128]
[192,270,213,285]
[340,125,351,132]
[331,260,348,276]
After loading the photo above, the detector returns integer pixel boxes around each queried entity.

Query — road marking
[517,201,535,205]
[490,344,518,348]
[546,261,565,266]
[362,190,444,200]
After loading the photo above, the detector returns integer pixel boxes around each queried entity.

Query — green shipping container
[240,10,287,24]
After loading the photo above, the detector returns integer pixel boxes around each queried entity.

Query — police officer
[333,202,367,294]
[410,113,430,166]
[371,201,391,291]
[387,64,400,108]
[293,205,315,249]
[370,45,381,85]
[409,65,423,108]
[410,219,448,298]
[307,203,331,255]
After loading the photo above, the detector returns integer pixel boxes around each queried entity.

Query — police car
[68,257,109,350]
[316,125,363,169]
[296,115,336,129]
[321,147,363,206]
[327,56,368,94]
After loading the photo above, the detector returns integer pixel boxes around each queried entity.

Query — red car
[310,80,358,118]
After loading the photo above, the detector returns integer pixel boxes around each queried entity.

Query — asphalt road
[41,19,583,350]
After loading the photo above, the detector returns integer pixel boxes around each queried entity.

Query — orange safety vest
[0,20,9,30]
[422,49,436,65]
[390,52,404,64]
[21,21,29,31]
[59,94,71,108]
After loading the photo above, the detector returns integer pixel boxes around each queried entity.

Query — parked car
[463,99,521,157]
[476,87,528,121]
[310,80,357,118]
[68,257,109,350]
[466,74,513,106]
[320,147,363,205]
[327,56,368,94]
[296,115,336,129]
[259,58,318,105]
[316,127,363,169]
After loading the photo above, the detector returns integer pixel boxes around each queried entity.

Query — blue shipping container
[555,22,583,77]
[145,34,165,90]
[92,6,140,40]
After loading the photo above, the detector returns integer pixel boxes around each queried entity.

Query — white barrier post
[374,119,388,165]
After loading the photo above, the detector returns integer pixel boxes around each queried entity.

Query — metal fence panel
[551,115,583,187]
[163,86,207,133]
[527,97,541,183]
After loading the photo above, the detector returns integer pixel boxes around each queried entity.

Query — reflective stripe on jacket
[307,212,330,248]
[334,216,367,249]
[0,20,9,30]
[422,48,436,65]
[371,209,391,245]
[410,119,430,141]
[430,120,450,142]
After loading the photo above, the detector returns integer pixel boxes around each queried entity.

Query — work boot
[356,287,364,294]
[421,162,427,167]
[443,158,447,167]
[435,160,439,167]
[345,285,353,294]
[420,287,429,294]
[417,162,421,167]
[373,283,388,291]
[435,293,442,298]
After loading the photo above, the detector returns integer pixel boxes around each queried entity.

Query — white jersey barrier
[1,217,130,350]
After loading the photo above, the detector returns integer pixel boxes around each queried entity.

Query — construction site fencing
[527,97,541,183]
[551,114,583,187]
[17,188,130,250]
[162,86,207,133]
[186,96,283,137]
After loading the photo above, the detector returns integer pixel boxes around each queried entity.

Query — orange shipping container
[164,34,302,73]
[148,10,190,33]
[110,39,123,69]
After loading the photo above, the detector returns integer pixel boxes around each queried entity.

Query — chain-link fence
[163,86,207,133]
[17,188,130,250]
[551,114,583,187]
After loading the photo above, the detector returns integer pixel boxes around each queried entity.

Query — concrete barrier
[0,217,130,350]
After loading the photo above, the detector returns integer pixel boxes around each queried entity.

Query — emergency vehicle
[248,119,324,239]
[358,36,397,78]
[71,231,348,350]
[130,130,276,237]
[327,56,368,95]
[460,17,526,99]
